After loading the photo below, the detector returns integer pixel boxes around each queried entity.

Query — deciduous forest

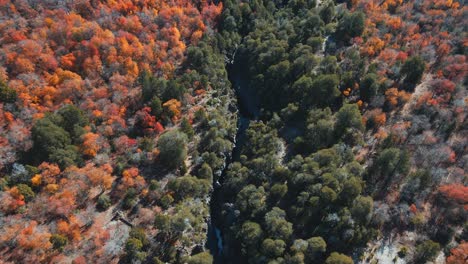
[0,0,466,264]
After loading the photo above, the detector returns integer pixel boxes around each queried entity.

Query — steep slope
[212,0,466,263]
[0,1,236,263]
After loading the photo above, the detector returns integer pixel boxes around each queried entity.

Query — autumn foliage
[0,0,221,262]
[438,184,468,205]
[446,242,468,264]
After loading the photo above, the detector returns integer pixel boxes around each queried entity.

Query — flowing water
[207,59,259,263]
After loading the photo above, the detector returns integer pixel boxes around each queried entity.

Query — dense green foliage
[401,56,425,88]
[186,252,213,264]
[50,234,68,252]
[212,1,400,262]
[96,194,112,211]
[219,118,376,262]
[359,73,378,102]
[157,130,188,170]
[325,252,354,264]
[415,240,441,263]
[0,79,17,103]
[336,11,365,42]
[16,183,35,202]
[30,105,87,168]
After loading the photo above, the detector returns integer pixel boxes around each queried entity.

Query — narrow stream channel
[207,58,259,263]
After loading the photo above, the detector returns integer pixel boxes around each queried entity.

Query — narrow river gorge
[207,57,259,263]
[205,30,332,263]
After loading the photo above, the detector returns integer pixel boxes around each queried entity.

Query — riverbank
[206,55,260,263]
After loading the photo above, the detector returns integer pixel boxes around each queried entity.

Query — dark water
[207,60,258,263]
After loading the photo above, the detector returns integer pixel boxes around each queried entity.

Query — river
[206,58,259,263]
[205,29,334,263]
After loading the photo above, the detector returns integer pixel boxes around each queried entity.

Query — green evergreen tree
[401,56,425,87]
[157,130,188,169]
[325,252,354,264]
